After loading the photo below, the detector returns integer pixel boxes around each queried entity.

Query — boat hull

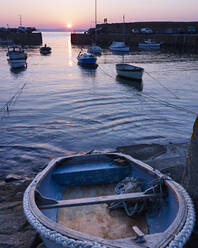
[109,41,130,52]
[23,153,195,248]
[110,47,129,52]
[8,53,27,60]
[40,46,52,55]
[77,57,97,65]
[138,43,161,49]
[8,59,27,69]
[116,64,144,80]
[40,50,51,55]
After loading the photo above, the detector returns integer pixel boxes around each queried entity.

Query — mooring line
[98,64,116,78]
[0,83,26,114]
[98,65,198,117]
[145,71,180,99]
[140,92,198,116]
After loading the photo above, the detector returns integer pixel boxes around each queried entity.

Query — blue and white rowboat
[23,152,195,248]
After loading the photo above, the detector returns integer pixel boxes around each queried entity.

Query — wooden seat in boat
[52,159,130,186]
[39,191,161,209]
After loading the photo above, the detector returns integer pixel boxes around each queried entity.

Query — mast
[95,0,97,28]
[123,15,125,42]
[95,0,97,43]
[19,15,22,26]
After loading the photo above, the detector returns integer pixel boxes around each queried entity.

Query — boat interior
[35,153,178,241]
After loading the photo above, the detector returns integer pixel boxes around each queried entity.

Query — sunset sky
[1,0,198,30]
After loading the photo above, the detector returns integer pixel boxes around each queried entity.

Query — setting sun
[67,23,72,29]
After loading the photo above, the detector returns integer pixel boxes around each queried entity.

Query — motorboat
[109,41,129,52]
[138,39,161,49]
[116,63,144,80]
[87,44,102,55]
[7,45,27,60]
[40,44,52,55]
[77,51,97,65]
[24,152,195,248]
[8,59,27,69]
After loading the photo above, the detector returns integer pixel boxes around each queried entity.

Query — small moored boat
[7,45,27,60]
[40,44,52,55]
[88,44,102,55]
[77,51,97,65]
[138,39,161,49]
[109,41,129,52]
[24,152,195,248]
[116,63,144,80]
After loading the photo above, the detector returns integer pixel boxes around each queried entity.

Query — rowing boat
[23,152,195,248]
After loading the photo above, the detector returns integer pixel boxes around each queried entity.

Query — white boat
[7,45,27,60]
[87,44,102,55]
[8,59,27,69]
[23,152,195,248]
[116,63,144,80]
[109,41,129,52]
[77,51,97,65]
[138,39,161,49]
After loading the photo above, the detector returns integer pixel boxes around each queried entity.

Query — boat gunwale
[27,152,188,248]
[116,64,144,72]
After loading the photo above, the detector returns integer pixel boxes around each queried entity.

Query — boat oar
[38,191,163,210]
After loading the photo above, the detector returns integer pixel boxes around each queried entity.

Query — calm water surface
[0,32,198,176]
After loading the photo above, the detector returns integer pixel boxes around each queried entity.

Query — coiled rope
[23,173,195,248]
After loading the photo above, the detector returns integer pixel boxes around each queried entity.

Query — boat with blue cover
[88,44,102,55]
[23,152,195,248]
[109,41,129,52]
[77,50,97,65]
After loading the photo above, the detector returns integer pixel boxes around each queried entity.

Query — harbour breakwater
[71,21,198,52]
[71,32,198,52]
[0,30,42,45]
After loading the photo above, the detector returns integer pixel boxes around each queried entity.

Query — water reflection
[10,67,27,77]
[116,75,143,91]
[111,51,129,56]
[67,36,73,66]
[78,63,98,77]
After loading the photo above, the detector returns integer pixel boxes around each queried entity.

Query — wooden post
[183,115,198,198]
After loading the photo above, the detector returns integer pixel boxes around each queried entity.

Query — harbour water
[0,32,198,177]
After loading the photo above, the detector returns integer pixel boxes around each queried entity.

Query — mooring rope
[145,70,180,99]
[98,64,198,117]
[0,83,26,114]
[141,92,198,116]
[98,65,116,78]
